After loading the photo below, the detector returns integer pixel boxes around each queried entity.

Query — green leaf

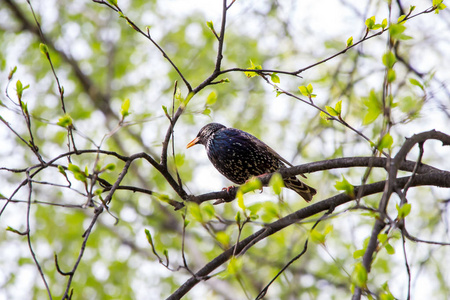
[237,190,246,211]
[239,177,262,194]
[120,98,131,118]
[8,66,17,80]
[352,263,368,287]
[353,249,365,259]
[104,163,116,171]
[389,24,411,40]
[174,88,183,102]
[335,100,342,114]
[6,226,22,235]
[68,163,87,182]
[244,60,262,78]
[247,203,263,216]
[365,16,376,29]
[310,228,325,244]
[396,203,412,219]
[144,229,154,246]
[227,257,243,275]
[397,15,406,24]
[433,0,446,14]
[334,175,354,197]
[362,90,382,125]
[235,210,241,224]
[378,133,393,150]
[310,225,333,244]
[57,114,73,128]
[162,105,169,116]
[409,78,424,90]
[58,165,66,176]
[385,243,395,255]
[189,203,203,223]
[271,73,280,83]
[380,282,395,300]
[382,51,396,68]
[320,111,331,122]
[387,69,396,83]
[216,231,230,246]
[202,203,215,219]
[378,233,388,243]
[381,18,388,29]
[15,80,30,100]
[206,20,214,31]
[346,36,353,47]
[20,102,28,115]
[39,43,49,55]
[325,105,339,117]
[298,85,308,96]
[202,107,211,116]
[206,91,217,105]
[269,173,284,195]
[68,163,81,174]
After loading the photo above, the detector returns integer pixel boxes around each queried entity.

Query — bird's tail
[284,177,317,202]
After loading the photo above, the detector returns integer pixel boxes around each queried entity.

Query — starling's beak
[186,137,200,149]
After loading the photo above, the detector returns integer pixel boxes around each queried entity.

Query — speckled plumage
[187,123,316,202]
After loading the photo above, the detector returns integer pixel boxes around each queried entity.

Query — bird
[186,123,316,202]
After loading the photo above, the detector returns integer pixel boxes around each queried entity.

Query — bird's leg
[212,186,237,205]
[222,186,235,193]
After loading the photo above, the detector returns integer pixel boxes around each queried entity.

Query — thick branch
[188,155,443,204]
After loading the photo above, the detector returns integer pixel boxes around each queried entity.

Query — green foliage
[244,60,262,78]
[68,163,88,182]
[377,133,394,150]
[433,0,447,14]
[120,98,131,119]
[8,66,17,80]
[396,203,412,219]
[206,90,217,105]
[298,83,316,98]
[380,282,395,300]
[346,36,353,47]
[325,100,342,118]
[365,16,385,31]
[269,172,284,195]
[57,114,73,128]
[382,51,396,69]
[334,175,354,197]
[351,262,368,288]
[389,24,411,40]
[1,1,449,299]
[15,80,30,101]
[270,73,280,83]
[310,225,333,244]
[362,90,382,125]
[39,43,49,55]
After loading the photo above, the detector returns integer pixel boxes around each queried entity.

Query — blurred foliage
[1,0,450,299]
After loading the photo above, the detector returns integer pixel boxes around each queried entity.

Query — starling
[186,123,316,202]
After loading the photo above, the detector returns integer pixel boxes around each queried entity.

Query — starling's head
[186,123,226,148]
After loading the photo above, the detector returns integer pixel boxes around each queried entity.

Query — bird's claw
[222,186,236,193]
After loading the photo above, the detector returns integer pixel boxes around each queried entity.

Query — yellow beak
[186,137,200,149]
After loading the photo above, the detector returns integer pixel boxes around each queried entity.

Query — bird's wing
[237,129,308,178]
[231,129,291,165]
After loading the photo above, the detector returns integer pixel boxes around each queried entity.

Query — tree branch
[168,171,450,300]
